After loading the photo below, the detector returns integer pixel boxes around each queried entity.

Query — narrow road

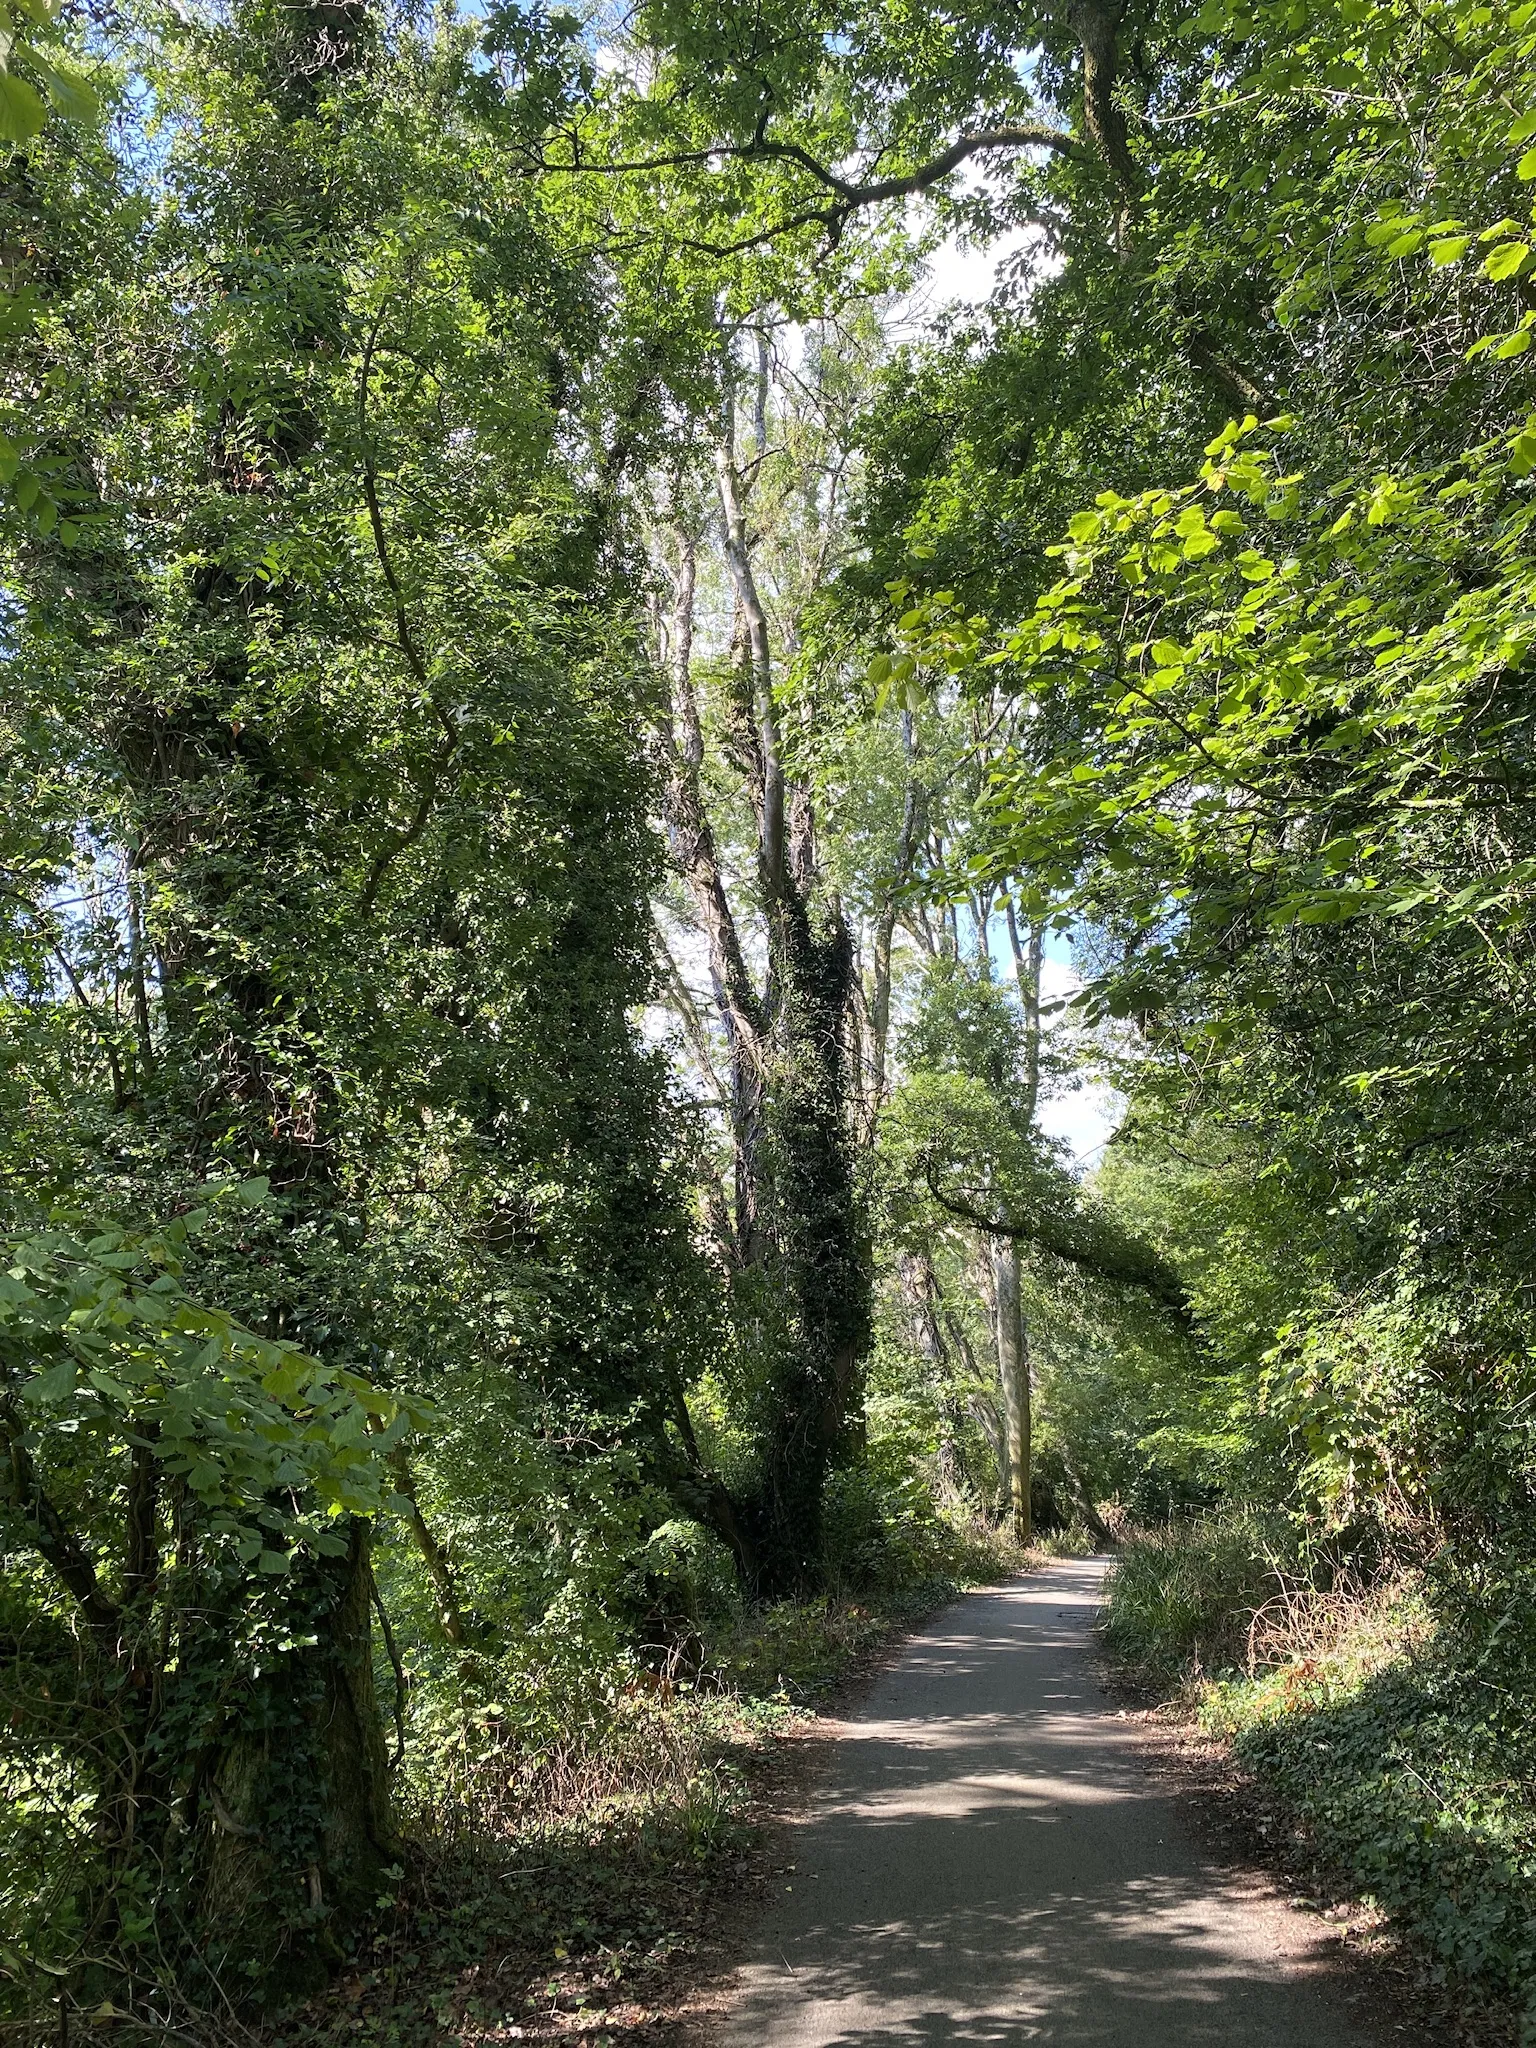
[721,1556,1375,2046]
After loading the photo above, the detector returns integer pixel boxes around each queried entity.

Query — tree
[854,0,1536,1649]
[0,1205,413,2006]
[1,0,711,2001]
[650,323,879,1594]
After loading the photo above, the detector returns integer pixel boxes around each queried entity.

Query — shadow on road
[721,1560,1374,2047]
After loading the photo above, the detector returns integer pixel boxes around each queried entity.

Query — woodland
[3,0,1536,2036]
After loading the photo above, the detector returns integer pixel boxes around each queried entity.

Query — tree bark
[992,1238,1031,1543]
[648,360,872,1596]
[201,1522,394,1983]
[866,713,921,1135]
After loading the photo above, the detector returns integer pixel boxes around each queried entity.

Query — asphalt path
[720,1555,1376,2047]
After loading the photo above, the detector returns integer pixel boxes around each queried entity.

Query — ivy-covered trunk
[736,893,868,1594]
[198,1525,394,1995]
[655,358,873,1596]
[4,0,407,1998]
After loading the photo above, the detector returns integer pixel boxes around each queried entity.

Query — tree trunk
[992,1238,1031,1543]
[967,1391,1009,1519]
[390,1448,467,1646]
[1005,897,1045,1126]
[866,712,921,1135]
[650,383,873,1598]
[740,884,867,1595]
[200,1522,394,1993]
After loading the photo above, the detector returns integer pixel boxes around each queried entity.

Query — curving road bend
[720,1556,1374,2047]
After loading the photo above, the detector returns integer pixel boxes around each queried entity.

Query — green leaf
[1428,237,1471,267]
[30,53,96,124]
[0,71,45,140]
[30,1362,77,1401]
[1484,242,1533,281]
[1365,213,1416,248]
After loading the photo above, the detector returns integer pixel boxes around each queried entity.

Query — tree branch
[1,1403,124,1640]
[570,119,1081,193]
[747,121,1083,206]
[921,1167,1194,1327]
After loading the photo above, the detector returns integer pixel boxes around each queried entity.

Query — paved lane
[720,1556,1373,2047]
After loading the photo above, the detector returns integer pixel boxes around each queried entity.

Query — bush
[1223,1662,1536,2026]
[1099,1509,1298,1681]
[820,1464,1038,1600]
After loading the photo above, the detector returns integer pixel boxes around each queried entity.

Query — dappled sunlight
[723,1561,1369,2047]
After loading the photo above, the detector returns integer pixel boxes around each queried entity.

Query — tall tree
[1,0,708,2002]
[651,324,875,1593]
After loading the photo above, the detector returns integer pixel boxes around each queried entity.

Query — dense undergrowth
[249,1512,1038,2048]
[1103,1516,1536,2038]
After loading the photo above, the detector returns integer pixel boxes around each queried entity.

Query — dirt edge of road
[1098,1648,1519,2048]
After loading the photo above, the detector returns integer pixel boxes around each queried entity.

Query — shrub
[1099,1508,1298,1681]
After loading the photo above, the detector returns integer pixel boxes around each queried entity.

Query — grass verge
[1101,1514,1536,2043]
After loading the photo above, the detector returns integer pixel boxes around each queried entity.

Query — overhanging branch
[571,118,1081,260]
[569,119,1081,194]
[921,1167,1194,1329]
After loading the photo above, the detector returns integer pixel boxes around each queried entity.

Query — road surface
[720,1555,1374,2047]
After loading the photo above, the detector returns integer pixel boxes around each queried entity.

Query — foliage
[0,1204,412,1543]
[9,0,1536,2022]
[1217,1661,1536,2032]
[0,0,716,2014]
[850,0,1536,1769]
[1100,1509,1301,1682]
[1107,1516,1536,2033]
[0,1203,412,2014]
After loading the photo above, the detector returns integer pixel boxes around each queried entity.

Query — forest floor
[268,1575,993,2048]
